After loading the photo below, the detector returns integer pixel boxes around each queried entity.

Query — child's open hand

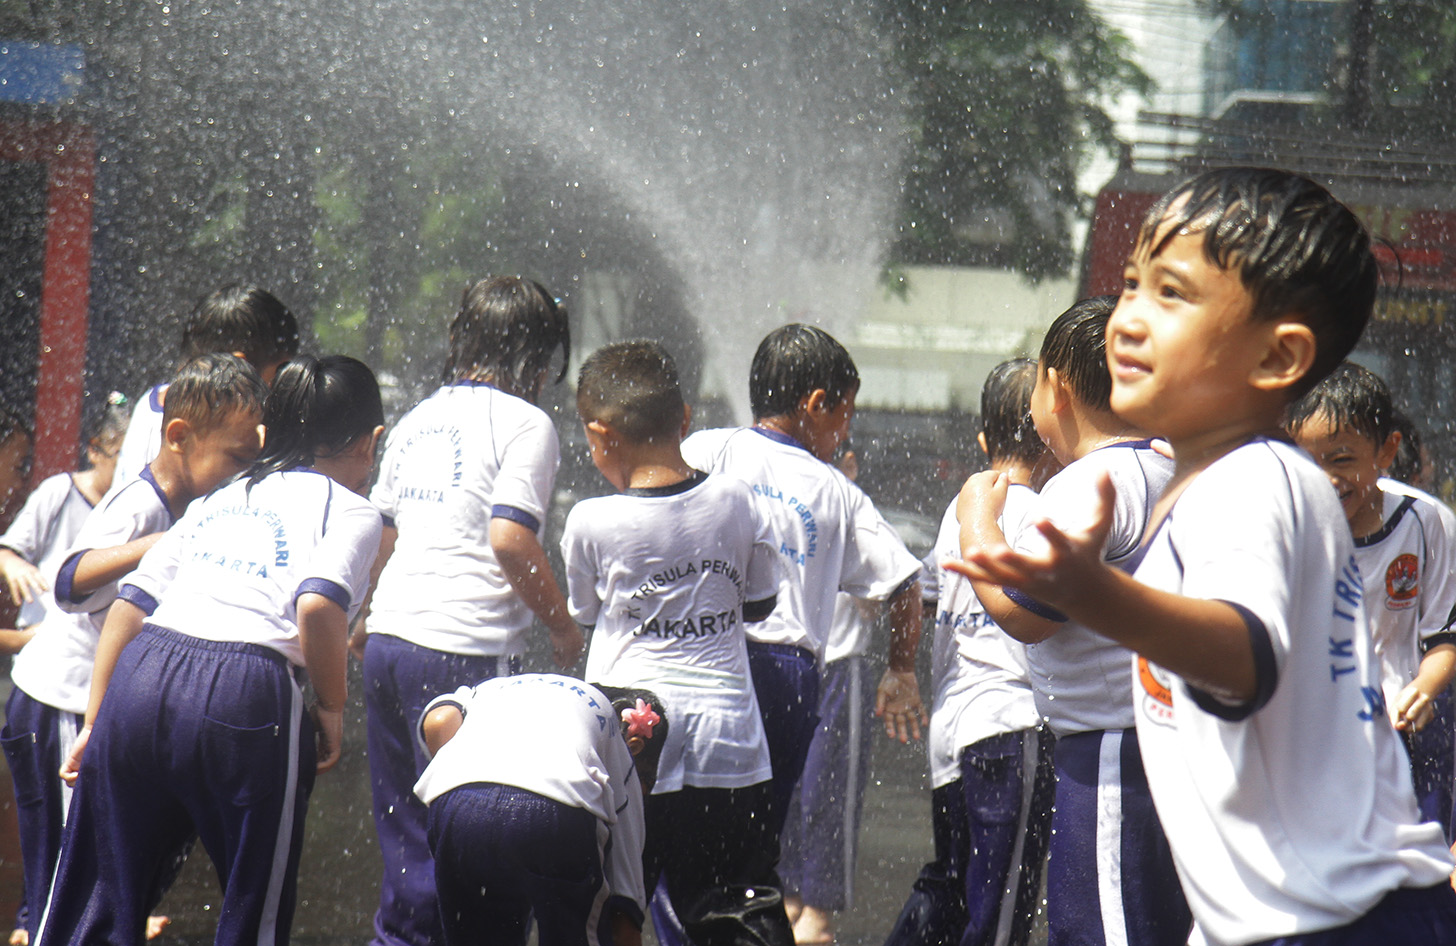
[875,668,927,743]
[1393,682,1436,732]
[947,470,1117,619]
[59,724,91,786]
[0,552,46,606]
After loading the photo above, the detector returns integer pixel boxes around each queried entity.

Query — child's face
[1107,225,1273,445]
[1290,411,1399,537]
[182,409,264,496]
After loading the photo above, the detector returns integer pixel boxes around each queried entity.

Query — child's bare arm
[0,628,34,654]
[1394,643,1456,733]
[956,472,1062,644]
[0,548,46,605]
[950,471,1258,702]
[62,598,148,785]
[421,704,465,757]
[490,518,585,668]
[875,579,927,743]
[66,534,165,599]
[298,593,349,773]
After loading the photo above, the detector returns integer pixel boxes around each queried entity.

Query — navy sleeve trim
[888,574,919,603]
[1004,586,1068,623]
[602,894,644,931]
[1422,632,1456,653]
[381,514,396,529]
[1184,600,1278,721]
[117,584,159,616]
[744,595,776,622]
[490,504,541,534]
[55,549,87,604]
[295,577,351,613]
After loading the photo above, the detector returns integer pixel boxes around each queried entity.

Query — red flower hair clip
[621,699,661,740]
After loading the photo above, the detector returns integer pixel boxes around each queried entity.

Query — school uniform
[112,383,165,488]
[681,426,920,829]
[413,675,646,946]
[885,485,1053,946]
[561,470,789,946]
[1131,438,1456,946]
[365,380,558,946]
[36,468,381,946]
[1006,441,1189,946]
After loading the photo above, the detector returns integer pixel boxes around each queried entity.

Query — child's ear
[803,389,830,417]
[1376,429,1402,471]
[625,733,646,757]
[162,417,192,452]
[976,431,990,458]
[584,418,613,447]
[1250,322,1317,392]
[1044,368,1071,414]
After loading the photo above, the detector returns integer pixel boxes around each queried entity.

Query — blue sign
[0,42,84,105]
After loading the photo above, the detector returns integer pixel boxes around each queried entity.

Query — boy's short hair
[749,324,859,420]
[576,341,685,444]
[1138,168,1376,396]
[162,353,268,433]
[180,284,300,366]
[1286,361,1395,445]
[446,276,570,393]
[981,358,1042,466]
[1040,296,1117,411]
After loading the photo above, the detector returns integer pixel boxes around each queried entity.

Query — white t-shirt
[369,382,560,656]
[1353,484,1456,712]
[1131,438,1452,946]
[18,469,176,714]
[927,485,1040,789]
[412,674,647,916]
[1013,440,1173,735]
[563,471,779,794]
[681,427,920,659]
[120,469,381,666]
[0,473,94,629]
[113,384,166,489]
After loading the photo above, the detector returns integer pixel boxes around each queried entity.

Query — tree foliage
[883,0,1148,280]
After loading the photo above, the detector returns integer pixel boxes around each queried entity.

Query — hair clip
[106,391,129,407]
[621,698,660,740]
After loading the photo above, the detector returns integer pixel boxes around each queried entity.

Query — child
[885,358,1056,946]
[1287,361,1456,838]
[414,675,668,946]
[361,276,583,946]
[0,404,31,527]
[562,340,790,946]
[957,298,1188,946]
[0,391,128,939]
[955,167,1456,943]
[680,324,925,837]
[39,355,385,945]
[113,283,299,486]
[9,353,264,945]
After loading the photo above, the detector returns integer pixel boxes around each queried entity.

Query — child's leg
[362,635,515,946]
[1045,728,1189,946]
[882,779,972,946]
[1405,690,1455,842]
[427,783,602,946]
[746,642,821,832]
[0,690,81,943]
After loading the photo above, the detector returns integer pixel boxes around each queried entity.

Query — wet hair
[1040,296,1117,412]
[981,358,1042,466]
[180,284,300,367]
[1136,167,1376,397]
[1387,411,1424,486]
[161,353,268,434]
[593,684,669,787]
[576,340,685,444]
[249,355,384,486]
[82,391,132,461]
[1286,361,1395,447]
[749,323,859,420]
[444,276,570,399]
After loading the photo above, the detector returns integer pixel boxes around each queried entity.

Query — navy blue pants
[1403,690,1455,841]
[1251,883,1456,945]
[1046,728,1190,946]
[884,728,1055,946]
[2,688,83,941]
[363,633,517,946]
[427,783,611,946]
[745,641,821,833]
[36,625,314,946]
[779,654,874,911]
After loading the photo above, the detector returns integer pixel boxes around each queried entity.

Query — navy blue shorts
[1251,883,1456,945]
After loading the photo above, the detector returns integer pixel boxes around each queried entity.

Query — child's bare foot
[9,927,28,946]
[145,915,170,940]
[792,904,834,944]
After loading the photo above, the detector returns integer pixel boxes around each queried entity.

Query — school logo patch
[1137,657,1174,725]
[1384,554,1419,611]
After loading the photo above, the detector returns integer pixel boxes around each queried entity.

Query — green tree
[884,0,1148,281]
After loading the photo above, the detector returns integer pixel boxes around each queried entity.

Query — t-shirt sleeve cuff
[1184,600,1278,721]
[415,696,467,751]
[603,894,644,930]
[1004,586,1068,623]
[117,583,158,616]
[744,595,777,622]
[54,550,88,605]
[1422,631,1456,653]
[491,504,541,533]
[295,578,351,613]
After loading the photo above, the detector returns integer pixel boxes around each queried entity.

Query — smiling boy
[953,168,1456,945]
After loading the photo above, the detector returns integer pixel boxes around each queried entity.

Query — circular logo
[1384,553,1419,611]
[1137,657,1175,724]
